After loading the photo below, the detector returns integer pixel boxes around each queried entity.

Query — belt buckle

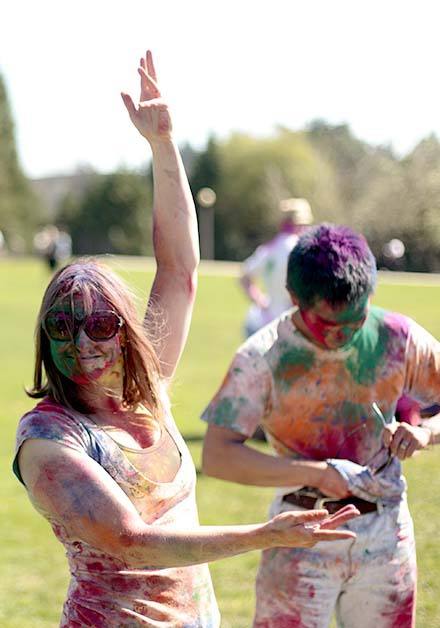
[314,496,335,510]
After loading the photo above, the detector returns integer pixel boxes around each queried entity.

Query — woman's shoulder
[16,397,91,450]
[14,398,93,486]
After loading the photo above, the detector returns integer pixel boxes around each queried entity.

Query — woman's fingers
[120,92,137,120]
[146,50,157,82]
[290,509,329,524]
[319,505,360,529]
[312,529,357,542]
[138,66,161,100]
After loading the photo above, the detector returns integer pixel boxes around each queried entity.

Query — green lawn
[1,259,440,627]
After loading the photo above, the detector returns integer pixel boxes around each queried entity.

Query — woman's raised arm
[121,51,199,379]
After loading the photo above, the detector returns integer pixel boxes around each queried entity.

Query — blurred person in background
[13,52,358,628]
[202,223,440,627]
[0,229,6,255]
[240,197,313,337]
[55,226,72,266]
[33,224,61,271]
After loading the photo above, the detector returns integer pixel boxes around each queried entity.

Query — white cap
[279,198,313,225]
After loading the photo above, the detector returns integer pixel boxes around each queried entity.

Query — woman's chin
[71,371,102,385]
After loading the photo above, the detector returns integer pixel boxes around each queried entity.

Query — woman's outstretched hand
[121,50,172,143]
[265,504,359,549]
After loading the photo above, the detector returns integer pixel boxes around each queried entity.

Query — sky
[2,0,440,179]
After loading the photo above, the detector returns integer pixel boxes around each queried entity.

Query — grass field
[1,258,440,627]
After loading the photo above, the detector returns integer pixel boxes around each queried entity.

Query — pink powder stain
[308,584,316,599]
[86,561,106,573]
[381,591,415,627]
[256,612,305,628]
[397,530,409,542]
[75,604,107,628]
[109,575,143,593]
[383,311,409,336]
[76,581,107,598]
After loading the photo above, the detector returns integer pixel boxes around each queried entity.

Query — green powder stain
[211,397,247,427]
[274,345,315,392]
[346,307,390,385]
[337,400,369,429]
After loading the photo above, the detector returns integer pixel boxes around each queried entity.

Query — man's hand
[383,422,431,460]
[121,50,173,143]
[316,463,351,498]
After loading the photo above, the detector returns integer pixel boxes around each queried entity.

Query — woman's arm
[122,51,199,379]
[18,439,358,569]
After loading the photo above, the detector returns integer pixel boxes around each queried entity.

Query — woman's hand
[383,422,431,460]
[121,50,172,144]
[265,505,358,548]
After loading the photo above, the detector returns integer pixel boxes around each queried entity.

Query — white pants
[253,498,416,628]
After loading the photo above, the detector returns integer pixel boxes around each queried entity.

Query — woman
[13,51,359,627]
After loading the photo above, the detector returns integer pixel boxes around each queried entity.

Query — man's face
[300,296,370,350]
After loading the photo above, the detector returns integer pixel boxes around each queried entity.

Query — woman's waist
[68,559,213,599]
[63,563,218,627]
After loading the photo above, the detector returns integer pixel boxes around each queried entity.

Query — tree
[0,73,43,251]
[205,129,332,260]
[400,135,440,270]
[59,169,153,255]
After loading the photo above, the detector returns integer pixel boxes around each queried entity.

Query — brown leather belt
[283,491,378,515]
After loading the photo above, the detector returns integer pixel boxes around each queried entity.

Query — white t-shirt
[243,231,299,328]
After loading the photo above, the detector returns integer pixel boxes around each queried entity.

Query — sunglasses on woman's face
[44,310,124,342]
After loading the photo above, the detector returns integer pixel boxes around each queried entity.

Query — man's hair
[286,223,377,308]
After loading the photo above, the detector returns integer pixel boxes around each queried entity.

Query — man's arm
[202,424,351,498]
[382,321,440,458]
[239,244,271,309]
[239,274,269,310]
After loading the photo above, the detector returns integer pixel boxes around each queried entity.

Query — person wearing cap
[202,223,440,627]
[240,198,313,337]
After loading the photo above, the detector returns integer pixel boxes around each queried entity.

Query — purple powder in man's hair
[286,224,377,307]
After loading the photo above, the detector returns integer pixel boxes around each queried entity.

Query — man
[202,223,440,627]
[240,197,313,337]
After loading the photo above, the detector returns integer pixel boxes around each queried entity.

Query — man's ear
[286,287,299,306]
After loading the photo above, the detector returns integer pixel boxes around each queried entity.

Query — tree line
[1,72,440,271]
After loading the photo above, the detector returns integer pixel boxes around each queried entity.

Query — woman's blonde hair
[28,258,164,420]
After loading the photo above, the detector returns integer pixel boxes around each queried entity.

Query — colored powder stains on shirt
[202,306,440,498]
[14,397,220,627]
[345,308,406,386]
[380,591,415,627]
[208,396,248,427]
[273,344,315,390]
[243,231,299,318]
